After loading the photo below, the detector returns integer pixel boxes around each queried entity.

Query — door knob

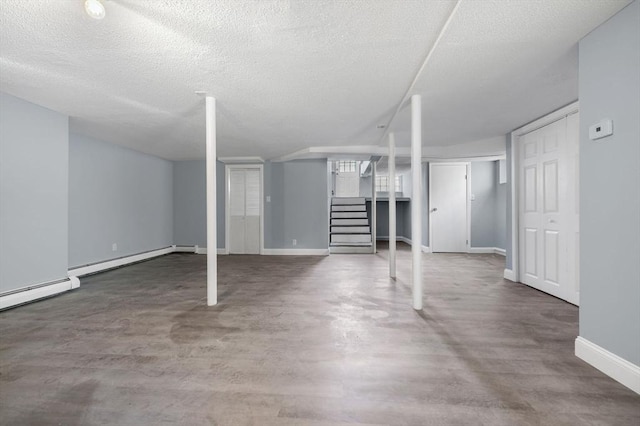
[431,208,438,213]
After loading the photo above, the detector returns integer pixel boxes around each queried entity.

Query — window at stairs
[375,175,402,193]
[337,161,357,173]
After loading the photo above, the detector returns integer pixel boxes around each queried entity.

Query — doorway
[429,162,470,252]
[225,165,263,255]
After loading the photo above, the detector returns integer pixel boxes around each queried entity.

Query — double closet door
[229,168,261,254]
[518,112,579,305]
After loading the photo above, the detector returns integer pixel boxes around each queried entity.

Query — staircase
[330,197,373,254]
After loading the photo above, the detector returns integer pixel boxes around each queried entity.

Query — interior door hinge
[465,175,467,180]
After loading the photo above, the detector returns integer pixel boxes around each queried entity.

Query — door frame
[509,101,579,285]
[225,164,264,255]
[428,161,471,253]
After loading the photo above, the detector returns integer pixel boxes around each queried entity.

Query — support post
[388,133,396,278]
[411,95,422,310]
[206,96,217,306]
[371,161,377,254]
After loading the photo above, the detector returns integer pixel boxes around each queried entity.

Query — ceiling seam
[378,0,463,146]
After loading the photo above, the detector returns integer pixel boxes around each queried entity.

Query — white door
[229,168,261,254]
[518,114,579,304]
[430,163,468,252]
[335,161,360,197]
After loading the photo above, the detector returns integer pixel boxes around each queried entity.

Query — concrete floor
[1,244,639,425]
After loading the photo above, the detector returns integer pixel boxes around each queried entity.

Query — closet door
[229,169,246,254]
[518,114,579,304]
[229,168,261,254]
[243,169,260,254]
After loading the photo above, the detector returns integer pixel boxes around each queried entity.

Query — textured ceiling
[0,0,631,160]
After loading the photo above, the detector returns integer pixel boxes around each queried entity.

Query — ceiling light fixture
[84,0,106,20]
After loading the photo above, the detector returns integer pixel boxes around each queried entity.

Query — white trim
[225,164,265,255]
[0,277,80,310]
[468,247,495,254]
[575,336,640,394]
[514,101,580,137]
[510,101,579,284]
[175,245,227,255]
[272,143,506,164]
[382,236,430,252]
[467,247,506,256]
[503,269,516,282]
[398,236,412,245]
[426,154,506,163]
[262,249,329,256]
[218,156,264,164]
[68,247,173,277]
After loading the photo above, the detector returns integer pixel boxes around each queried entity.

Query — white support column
[411,94,422,310]
[206,96,217,306]
[388,133,396,278]
[371,161,377,254]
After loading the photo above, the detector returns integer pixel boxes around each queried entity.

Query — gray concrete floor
[1,243,639,425]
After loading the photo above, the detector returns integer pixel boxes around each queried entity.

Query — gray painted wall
[0,93,69,293]
[69,134,173,267]
[470,161,498,248]
[579,0,640,365]
[172,160,225,248]
[266,159,329,249]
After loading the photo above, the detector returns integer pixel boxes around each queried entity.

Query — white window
[337,161,357,173]
[375,175,389,192]
[375,175,402,193]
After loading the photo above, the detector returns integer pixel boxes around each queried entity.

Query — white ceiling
[0,0,631,160]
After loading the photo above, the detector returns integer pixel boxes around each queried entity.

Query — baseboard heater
[0,276,80,311]
[68,246,174,277]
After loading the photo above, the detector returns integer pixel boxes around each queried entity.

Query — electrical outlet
[292,239,297,246]
[112,243,117,251]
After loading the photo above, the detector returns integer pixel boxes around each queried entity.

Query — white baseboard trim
[398,236,412,245]
[575,336,640,394]
[0,276,80,310]
[373,236,432,253]
[173,245,197,253]
[503,268,516,282]
[468,247,506,255]
[175,245,227,255]
[468,247,494,254]
[68,247,174,277]
[262,248,330,256]
[195,248,228,255]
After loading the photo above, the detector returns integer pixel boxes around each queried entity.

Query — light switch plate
[589,118,613,140]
